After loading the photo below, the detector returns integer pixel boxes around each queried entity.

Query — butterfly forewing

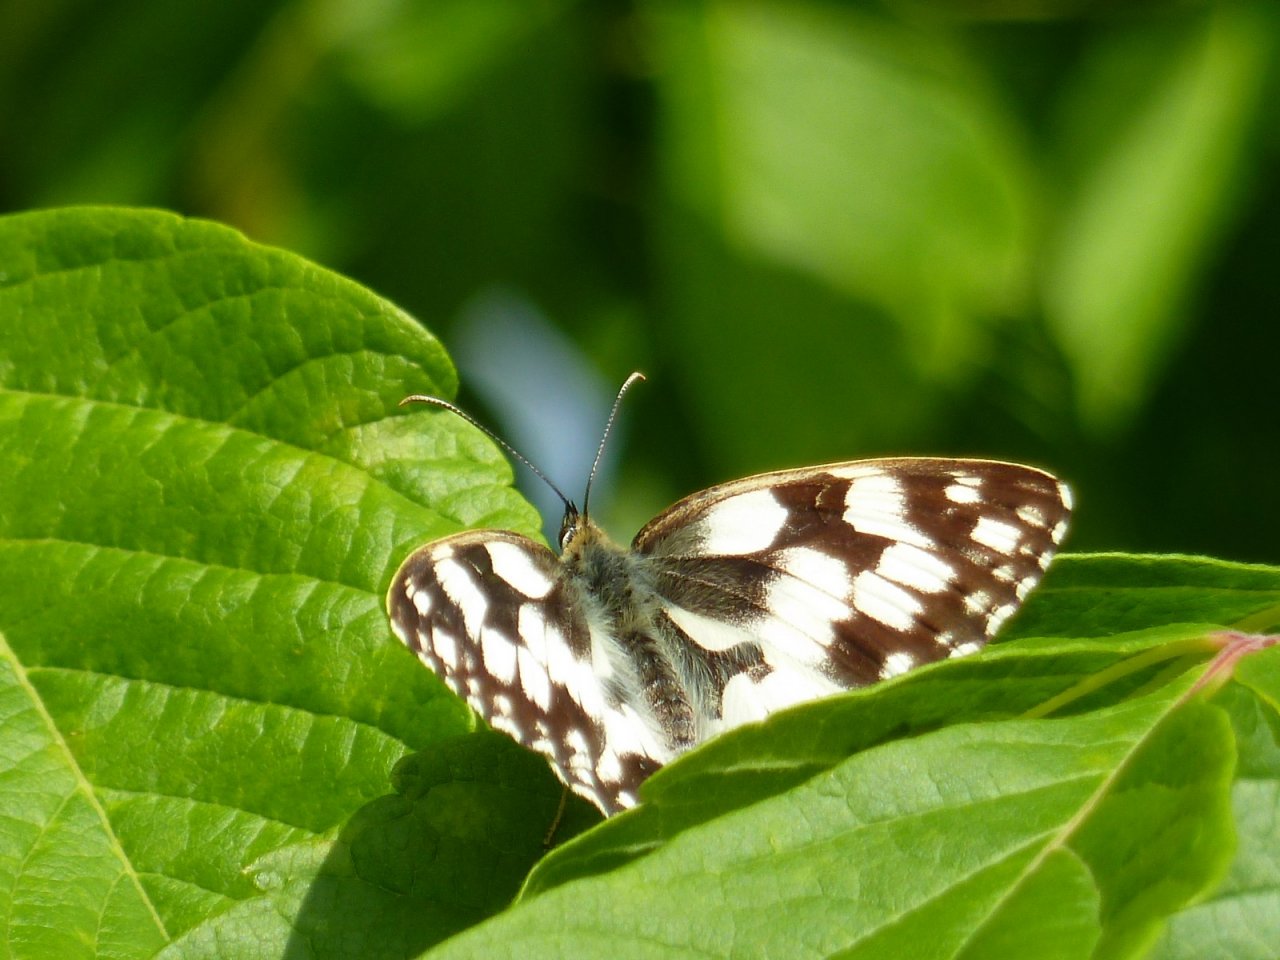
[388,457,1071,816]
[387,530,666,813]
[636,459,1070,726]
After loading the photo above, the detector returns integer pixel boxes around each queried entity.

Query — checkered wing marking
[386,530,665,813]
[633,459,1072,731]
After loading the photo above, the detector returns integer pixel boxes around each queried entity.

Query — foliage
[0,208,1277,958]
[0,1,1277,559]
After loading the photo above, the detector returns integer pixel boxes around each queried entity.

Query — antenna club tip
[582,371,646,518]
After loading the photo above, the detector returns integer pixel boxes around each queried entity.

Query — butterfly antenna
[582,371,645,519]
[399,394,575,511]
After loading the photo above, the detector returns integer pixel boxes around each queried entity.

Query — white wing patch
[763,564,847,646]
[664,603,759,653]
[487,540,555,597]
[718,661,842,729]
[842,473,934,549]
[408,582,433,616]
[851,569,923,631]
[752,611,835,668]
[945,482,983,505]
[876,542,956,594]
[431,626,459,670]
[696,488,787,555]
[436,557,487,636]
[881,651,916,678]
[517,647,553,711]
[773,547,851,599]
[480,626,517,684]
[971,516,1025,553]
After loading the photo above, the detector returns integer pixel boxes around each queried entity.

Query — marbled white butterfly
[386,375,1072,814]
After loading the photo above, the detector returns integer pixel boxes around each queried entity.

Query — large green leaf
[520,623,1219,896]
[0,207,564,959]
[523,555,1280,900]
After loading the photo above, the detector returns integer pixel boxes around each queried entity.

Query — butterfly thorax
[559,514,699,751]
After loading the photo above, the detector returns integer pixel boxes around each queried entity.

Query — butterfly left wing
[633,458,1071,733]
[387,530,668,812]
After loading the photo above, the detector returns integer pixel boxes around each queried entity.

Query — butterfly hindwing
[635,459,1071,726]
[387,530,666,812]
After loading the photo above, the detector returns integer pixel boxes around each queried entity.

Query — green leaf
[523,621,1218,897]
[0,630,168,959]
[437,677,1235,959]
[336,0,577,125]
[1147,679,1280,960]
[0,207,554,958]
[151,734,594,960]
[1010,553,1280,639]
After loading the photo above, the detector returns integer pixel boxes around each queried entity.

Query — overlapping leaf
[443,676,1236,960]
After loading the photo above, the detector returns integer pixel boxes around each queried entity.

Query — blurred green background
[3,0,1276,560]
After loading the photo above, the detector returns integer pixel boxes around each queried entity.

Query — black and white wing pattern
[631,459,1070,736]
[387,457,1071,815]
[387,530,668,813]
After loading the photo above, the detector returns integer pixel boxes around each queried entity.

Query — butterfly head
[401,372,645,557]
[558,500,582,550]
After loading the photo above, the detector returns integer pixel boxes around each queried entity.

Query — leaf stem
[1021,635,1219,719]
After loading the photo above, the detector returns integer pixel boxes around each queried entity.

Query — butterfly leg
[543,784,570,848]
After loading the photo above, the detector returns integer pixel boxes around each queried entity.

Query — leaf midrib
[960,678,1202,953]
[0,628,171,944]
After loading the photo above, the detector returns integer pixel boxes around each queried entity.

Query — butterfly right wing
[386,530,666,813]
[633,459,1071,734]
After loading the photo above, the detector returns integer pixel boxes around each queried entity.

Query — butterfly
[386,374,1072,815]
